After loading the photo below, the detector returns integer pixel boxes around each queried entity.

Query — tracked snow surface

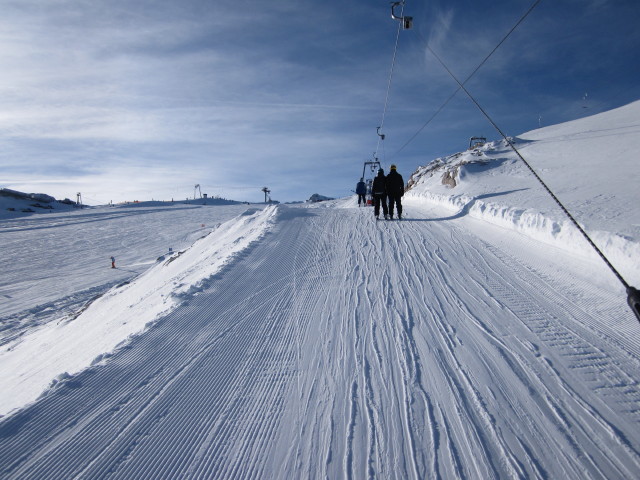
[1,102,639,478]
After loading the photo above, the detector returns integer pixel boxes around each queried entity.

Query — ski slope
[1,200,639,479]
[406,100,640,287]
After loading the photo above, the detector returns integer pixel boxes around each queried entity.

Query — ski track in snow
[1,202,640,479]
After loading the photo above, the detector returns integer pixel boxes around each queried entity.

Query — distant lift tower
[194,184,202,199]
[76,192,83,209]
[262,187,271,203]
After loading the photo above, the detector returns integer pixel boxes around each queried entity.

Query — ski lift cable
[426,44,640,321]
[393,0,543,157]
[381,138,386,163]
[375,1,406,159]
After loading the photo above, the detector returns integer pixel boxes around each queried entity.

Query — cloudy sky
[1,0,639,204]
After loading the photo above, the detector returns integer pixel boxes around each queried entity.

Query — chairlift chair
[362,159,381,205]
[391,1,413,29]
[469,136,487,150]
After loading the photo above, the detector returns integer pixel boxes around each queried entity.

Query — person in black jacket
[386,164,404,219]
[371,168,388,220]
[355,178,367,206]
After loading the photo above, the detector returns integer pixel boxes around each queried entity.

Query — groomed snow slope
[1,201,639,479]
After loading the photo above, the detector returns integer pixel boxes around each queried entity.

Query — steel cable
[394,0,542,156]
[375,1,405,160]
[426,45,639,321]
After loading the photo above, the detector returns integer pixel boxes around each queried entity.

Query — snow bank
[405,189,639,285]
[0,205,278,417]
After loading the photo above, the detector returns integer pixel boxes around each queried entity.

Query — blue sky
[1,0,639,204]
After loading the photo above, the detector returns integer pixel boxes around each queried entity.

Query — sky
[1,0,639,204]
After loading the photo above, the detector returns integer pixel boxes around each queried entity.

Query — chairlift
[362,159,382,205]
[469,136,486,150]
[363,159,381,176]
[377,127,385,140]
[391,1,413,30]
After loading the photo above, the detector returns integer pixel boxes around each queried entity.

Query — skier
[371,168,388,220]
[386,164,405,220]
[111,256,116,269]
[355,177,367,206]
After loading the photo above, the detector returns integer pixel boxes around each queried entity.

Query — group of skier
[356,164,405,220]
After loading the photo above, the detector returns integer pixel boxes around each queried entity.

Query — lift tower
[262,187,271,203]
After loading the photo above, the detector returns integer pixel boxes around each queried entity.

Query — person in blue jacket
[355,178,367,206]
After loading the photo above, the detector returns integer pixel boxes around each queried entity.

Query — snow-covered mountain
[1,102,639,479]
[0,188,78,218]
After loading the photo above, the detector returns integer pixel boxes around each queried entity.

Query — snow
[1,205,275,415]
[0,188,77,219]
[406,100,640,287]
[1,102,640,478]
